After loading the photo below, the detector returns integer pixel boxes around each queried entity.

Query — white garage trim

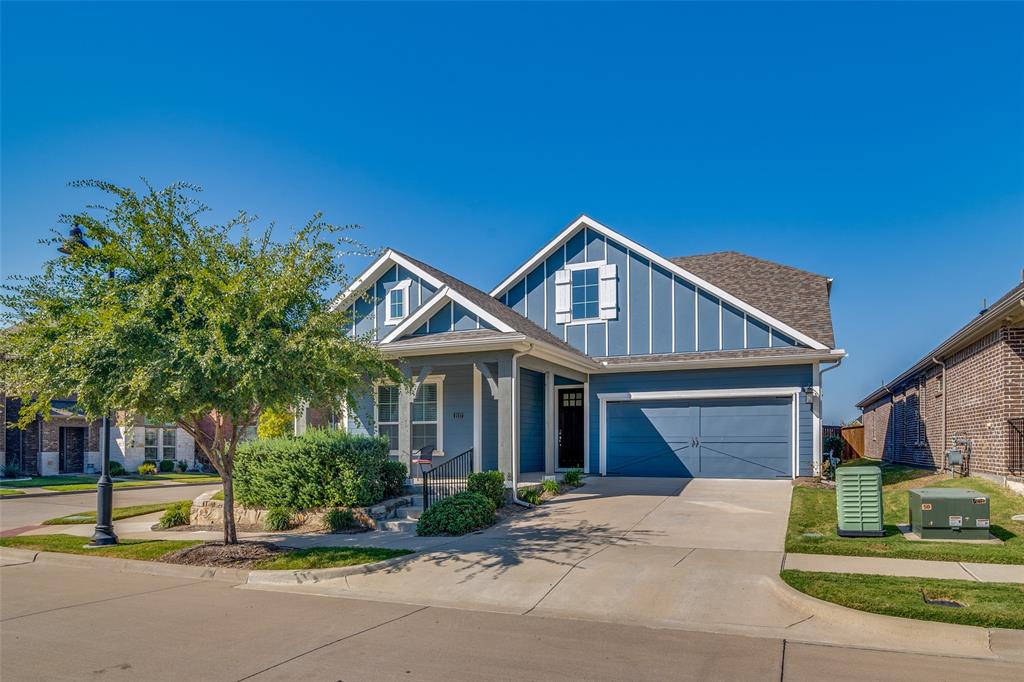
[597,387,802,479]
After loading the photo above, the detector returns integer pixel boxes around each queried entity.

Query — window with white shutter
[554,269,571,324]
[598,263,617,320]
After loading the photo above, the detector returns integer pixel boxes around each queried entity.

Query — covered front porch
[345,349,590,486]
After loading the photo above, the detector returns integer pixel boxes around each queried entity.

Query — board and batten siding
[343,263,438,341]
[588,364,815,477]
[518,368,546,473]
[500,225,801,357]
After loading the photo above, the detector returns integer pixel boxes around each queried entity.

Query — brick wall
[862,324,1024,477]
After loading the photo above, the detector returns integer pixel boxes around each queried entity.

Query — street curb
[244,552,417,586]
[0,547,248,583]
[0,545,416,586]
[0,481,222,500]
[770,571,1024,662]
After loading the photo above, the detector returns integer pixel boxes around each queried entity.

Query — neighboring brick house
[2,395,197,475]
[856,280,1024,480]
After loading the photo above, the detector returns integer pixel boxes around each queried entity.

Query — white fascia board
[329,249,445,312]
[597,387,802,401]
[379,286,516,344]
[595,348,845,373]
[490,214,830,351]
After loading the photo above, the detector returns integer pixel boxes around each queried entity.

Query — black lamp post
[59,225,118,546]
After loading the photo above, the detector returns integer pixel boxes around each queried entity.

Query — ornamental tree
[1,180,402,543]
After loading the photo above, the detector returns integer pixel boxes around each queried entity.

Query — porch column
[398,384,412,471]
[496,355,514,484]
[544,371,555,474]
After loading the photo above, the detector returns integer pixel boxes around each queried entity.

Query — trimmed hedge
[158,459,176,473]
[108,461,125,476]
[382,460,407,499]
[234,429,392,510]
[467,471,505,508]
[416,491,496,536]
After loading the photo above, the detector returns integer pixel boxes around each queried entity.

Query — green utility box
[835,465,885,537]
[909,488,991,540]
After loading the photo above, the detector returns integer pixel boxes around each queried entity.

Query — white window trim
[567,262,603,324]
[374,383,401,454]
[141,422,178,461]
[384,279,413,325]
[373,374,446,456]
[412,374,445,456]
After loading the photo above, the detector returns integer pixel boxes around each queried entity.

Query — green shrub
[518,486,542,505]
[542,479,560,495]
[257,406,294,439]
[416,492,496,536]
[137,462,157,476]
[158,459,175,473]
[176,460,187,473]
[235,429,392,510]
[467,471,505,508]
[382,460,407,499]
[158,500,192,528]
[264,506,293,532]
[824,435,844,458]
[107,461,125,476]
[562,468,583,487]
[3,463,23,478]
[323,508,359,532]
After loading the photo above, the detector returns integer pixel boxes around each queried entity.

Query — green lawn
[40,481,160,492]
[254,546,412,570]
[781,570,1024,630]
[0,534,412,570]
[0,488,26,495]
[128,473,222,482]
[0,534,201,561]
[212,490,224,500]
[786,462,1024,564]
[1,476,96,488]
[42,501,188,525]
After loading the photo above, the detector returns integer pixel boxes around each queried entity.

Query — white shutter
[599,263,618,320]
[554,269,571,324]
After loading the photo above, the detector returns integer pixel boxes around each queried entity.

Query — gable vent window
[555,263,617,324]
[385,280,412,325]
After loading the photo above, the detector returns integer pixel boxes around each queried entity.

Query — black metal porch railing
[422,447,474,510]
[1009,418,1024,476]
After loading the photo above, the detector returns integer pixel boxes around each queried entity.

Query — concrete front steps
[376,505,421,533]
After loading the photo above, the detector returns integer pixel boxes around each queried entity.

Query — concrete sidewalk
[784,553,1024,583]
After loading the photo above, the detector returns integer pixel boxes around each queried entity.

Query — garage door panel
[606,401,696,477]
[605,397,792,479]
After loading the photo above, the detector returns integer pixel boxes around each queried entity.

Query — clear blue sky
[2,2,1022,423]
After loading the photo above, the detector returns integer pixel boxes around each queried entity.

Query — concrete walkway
[785,553,1024,583]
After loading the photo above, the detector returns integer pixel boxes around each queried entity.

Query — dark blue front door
[605,397,792,479]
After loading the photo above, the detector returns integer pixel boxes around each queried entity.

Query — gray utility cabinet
[908,488,991,540]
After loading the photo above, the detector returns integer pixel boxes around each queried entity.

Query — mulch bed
[161,541,288,568]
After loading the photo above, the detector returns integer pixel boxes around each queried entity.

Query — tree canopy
[1,179,402,542]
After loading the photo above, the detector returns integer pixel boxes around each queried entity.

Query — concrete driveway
[246,477,1001,658]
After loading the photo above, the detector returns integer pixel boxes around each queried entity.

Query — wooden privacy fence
[822,424,864,461]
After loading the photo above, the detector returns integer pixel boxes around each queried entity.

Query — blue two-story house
[331,215,844,486]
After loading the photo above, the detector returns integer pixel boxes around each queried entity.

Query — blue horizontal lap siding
[519,368,545,473]
[498,225,811,358]
[590,364,814,477]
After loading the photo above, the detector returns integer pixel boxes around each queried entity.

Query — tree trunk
[221,473,238,545]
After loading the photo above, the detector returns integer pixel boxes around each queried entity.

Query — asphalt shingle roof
[670,251,836,348]
[391,250,593,361]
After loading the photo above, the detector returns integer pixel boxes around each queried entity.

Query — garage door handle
[692,437,700,448]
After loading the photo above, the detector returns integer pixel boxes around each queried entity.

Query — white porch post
[473,365,483,471]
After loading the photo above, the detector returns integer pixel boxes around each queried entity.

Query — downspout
[932,357,947,454]
[510,345,533,508]
[818,357,843,465]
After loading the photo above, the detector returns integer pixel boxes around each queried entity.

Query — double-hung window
[385,280,412,325]
[571,267,600,321]
[411,383,439,452]
[143,420,177,461]
[376,385,400,452]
